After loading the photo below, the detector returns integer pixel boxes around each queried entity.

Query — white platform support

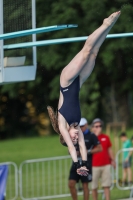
[0,0,37,85]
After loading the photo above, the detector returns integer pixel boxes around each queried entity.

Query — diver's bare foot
[103,11,121,28]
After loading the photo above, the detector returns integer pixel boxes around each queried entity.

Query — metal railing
[116,148,133,198]
[19,156,114,200]
[19,155,72,200]
[0,162,18,200]
[0,155,116,200]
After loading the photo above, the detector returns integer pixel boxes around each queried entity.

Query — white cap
[79,118,88,126]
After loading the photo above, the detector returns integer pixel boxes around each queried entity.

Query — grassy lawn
[0,135,68,165]
[0,135,133,200]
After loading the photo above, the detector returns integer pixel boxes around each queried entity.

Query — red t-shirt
[92,133,112,166]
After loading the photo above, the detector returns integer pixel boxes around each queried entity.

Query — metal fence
[0,154,122,200]
[0,162,18,200]
[116,148,133,198]
[19,155,72,200]
[19,156,114,200]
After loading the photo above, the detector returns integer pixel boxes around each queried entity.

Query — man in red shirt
[91,118,116,200]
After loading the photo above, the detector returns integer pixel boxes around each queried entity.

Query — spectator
[91,118,116,200]
[120,132,132,186]
[68,118,102,200]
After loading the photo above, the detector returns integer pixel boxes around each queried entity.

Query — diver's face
[69,126,79,145]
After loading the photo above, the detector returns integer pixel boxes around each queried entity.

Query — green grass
[0,135,68,166]
[0,135,132,200]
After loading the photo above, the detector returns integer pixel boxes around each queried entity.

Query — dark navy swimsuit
[58,76,81,126]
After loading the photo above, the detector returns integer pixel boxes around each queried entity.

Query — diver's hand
[77,166,89,176]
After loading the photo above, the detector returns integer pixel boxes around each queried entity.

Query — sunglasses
[93,125,102,128]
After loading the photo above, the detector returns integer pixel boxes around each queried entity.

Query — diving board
[0,24,78,40]
[4,32,133,50]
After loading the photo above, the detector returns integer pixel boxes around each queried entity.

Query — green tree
[1,0,133,138]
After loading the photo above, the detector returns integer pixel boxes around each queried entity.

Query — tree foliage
[1,0,133,138]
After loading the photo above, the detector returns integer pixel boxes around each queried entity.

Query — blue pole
[0,24,78,40]
[4,32,133,50]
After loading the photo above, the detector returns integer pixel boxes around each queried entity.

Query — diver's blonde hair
[47,106,65,145]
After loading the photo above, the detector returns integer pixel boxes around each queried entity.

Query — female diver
[47,11,121,176]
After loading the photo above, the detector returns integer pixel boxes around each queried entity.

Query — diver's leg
[60,11,121,87]
[79,11,121,84]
